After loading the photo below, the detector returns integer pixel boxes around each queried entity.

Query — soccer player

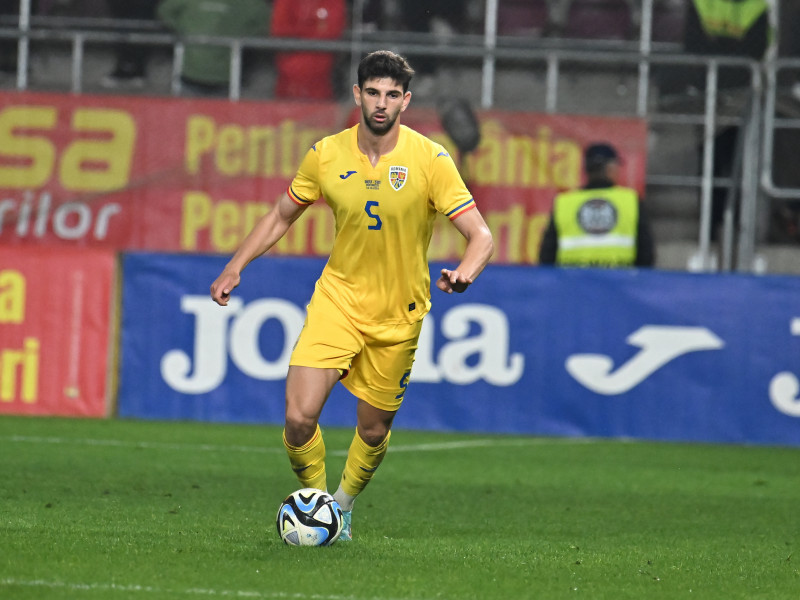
[210,50,494,541]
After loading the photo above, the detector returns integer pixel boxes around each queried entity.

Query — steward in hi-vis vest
[539,143,655,268]
[685,0,770,62]
[691,0,768,40]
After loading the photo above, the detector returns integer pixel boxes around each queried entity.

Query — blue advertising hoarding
[118,253,800,446]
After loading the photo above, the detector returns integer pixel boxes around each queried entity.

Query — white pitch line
[0,433,594,457]
[0,578,414,600]
[385,437,593,453]
[0,434,285,455]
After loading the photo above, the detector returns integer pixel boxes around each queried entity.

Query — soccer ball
[276,488,344,546]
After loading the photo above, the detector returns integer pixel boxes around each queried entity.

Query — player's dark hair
[357,50,415,92]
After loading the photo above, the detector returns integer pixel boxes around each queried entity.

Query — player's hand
[210,270,241,306]
[436,268,473,294]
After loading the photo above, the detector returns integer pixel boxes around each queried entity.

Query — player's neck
[357,123,401,167]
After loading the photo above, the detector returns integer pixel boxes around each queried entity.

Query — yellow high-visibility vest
[692,0,768,40]
[553,186,639,267]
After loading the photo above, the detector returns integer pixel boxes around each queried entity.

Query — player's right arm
[210,193,308,306]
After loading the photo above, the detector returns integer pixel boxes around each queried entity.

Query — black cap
[584,143,620,170]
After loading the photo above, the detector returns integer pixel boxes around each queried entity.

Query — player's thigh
[285,365,342,424]
[290,290,364,372]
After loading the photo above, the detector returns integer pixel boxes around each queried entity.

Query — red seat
[563,0,633,40]
[497,0,549,36]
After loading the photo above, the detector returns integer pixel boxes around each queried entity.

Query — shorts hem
[341,379,402,413]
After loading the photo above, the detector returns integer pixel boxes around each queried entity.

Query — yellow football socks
[336,429,391,508]
[283,424,327,492]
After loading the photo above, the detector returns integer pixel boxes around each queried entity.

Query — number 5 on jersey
[364,201,382,230]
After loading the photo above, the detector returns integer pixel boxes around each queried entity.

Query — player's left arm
[436,208,494,294]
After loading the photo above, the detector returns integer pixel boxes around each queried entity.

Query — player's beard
[363,106,400,136]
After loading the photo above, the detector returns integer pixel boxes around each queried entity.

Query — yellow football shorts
[289,289,423,412]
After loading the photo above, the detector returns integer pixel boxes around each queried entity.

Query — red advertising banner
[0,246,115,417]
[0,91,647,263]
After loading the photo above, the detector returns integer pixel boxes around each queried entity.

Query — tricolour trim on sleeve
[446,198,476,220]
[287,185,314,206]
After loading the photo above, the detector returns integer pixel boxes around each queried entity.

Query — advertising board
[0,91,646,264]
[0,247,115,416]
[118,253,800,446]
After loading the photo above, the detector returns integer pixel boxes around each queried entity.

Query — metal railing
[762,58,800,199]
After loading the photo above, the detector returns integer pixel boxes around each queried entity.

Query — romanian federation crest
[389,166,408,191]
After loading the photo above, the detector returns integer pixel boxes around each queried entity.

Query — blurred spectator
[101,1,160,89]
[157,0,268,97]
[270,0,346,100]
[539,143,655,267]
[684,0,770,89]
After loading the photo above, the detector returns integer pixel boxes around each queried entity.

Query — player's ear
[401,90,412,111]
[353,84,362,106]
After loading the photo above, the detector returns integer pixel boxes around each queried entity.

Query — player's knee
[358,424,390,447]
[284,406,318,446]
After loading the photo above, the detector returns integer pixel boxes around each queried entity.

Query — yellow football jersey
[287,124,475,325]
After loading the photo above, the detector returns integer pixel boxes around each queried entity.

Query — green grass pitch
[1,415,798,599]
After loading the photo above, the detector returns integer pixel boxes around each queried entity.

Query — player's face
[354,78,411,136]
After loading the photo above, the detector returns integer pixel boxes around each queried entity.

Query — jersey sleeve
[429,146,476,220]
[287,143,322,206]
